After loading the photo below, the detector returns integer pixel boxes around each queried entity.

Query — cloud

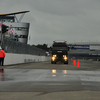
[30,0,86,16]
[0,0,100,46]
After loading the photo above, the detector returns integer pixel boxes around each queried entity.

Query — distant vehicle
[51,41,68,64]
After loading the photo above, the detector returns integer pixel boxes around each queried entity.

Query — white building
[0,11,30,44]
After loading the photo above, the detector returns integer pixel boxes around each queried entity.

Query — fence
[2,36,46,56]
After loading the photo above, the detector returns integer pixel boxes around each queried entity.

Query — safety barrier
[4,53,50,65]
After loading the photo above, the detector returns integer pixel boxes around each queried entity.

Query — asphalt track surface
[0,60,100,100]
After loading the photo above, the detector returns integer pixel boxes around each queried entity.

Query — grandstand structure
[0,11,47,56]
[0,11,30,44]
[68,42,100,60]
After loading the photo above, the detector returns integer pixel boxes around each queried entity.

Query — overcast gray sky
[0,0,100,46]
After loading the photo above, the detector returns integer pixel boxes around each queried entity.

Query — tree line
[32,44,49,51]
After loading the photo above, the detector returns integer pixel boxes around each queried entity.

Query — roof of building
[0,11,30,16]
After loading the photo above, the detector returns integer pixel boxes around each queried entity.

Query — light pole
[0,21,3,47]
[0,21,9,47]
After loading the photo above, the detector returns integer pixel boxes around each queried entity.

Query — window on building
[14,27,28,31]
[0,19,14,22]
[17,35,28,38]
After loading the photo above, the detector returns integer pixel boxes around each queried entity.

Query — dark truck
[51,41,68,64]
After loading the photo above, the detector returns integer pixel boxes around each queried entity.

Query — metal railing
[2,36,46,56]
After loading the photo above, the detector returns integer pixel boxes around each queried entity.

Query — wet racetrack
[0,60,100,92]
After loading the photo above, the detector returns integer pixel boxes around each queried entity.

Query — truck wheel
[51,61,53,64]
[64,61,68,64]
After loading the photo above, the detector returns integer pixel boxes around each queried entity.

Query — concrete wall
[4,53,50,65]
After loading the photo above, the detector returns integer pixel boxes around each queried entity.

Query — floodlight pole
[0,21,2,47]
[0,21,5,48]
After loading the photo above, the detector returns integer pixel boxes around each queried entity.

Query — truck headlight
[53,55,57,57]
[64,56,68,61]
[52,56,56,61]
[51,55,57,61]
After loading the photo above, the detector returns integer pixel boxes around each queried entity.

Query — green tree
[32,44,49,51]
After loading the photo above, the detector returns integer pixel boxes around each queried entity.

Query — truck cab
[51,41,68,64]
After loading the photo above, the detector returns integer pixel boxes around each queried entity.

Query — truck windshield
[53,47,67,50]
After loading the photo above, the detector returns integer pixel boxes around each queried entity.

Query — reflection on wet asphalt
[0,69,69,81]
[0,69,100,92]
[0,69,100,82]
[0,69,4,81]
